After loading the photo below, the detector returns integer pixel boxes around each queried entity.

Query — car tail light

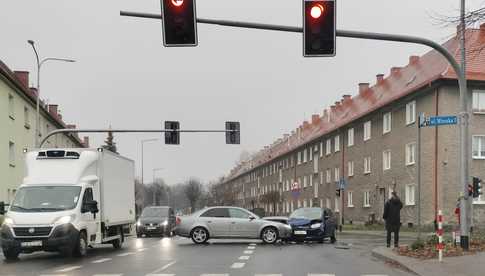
[176,216,181,225]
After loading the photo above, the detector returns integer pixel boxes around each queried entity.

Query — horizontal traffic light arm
[39,128,239,148]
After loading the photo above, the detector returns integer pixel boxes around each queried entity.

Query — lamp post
[152,168,164,205]
[27,40,75,148]
[140,138,159,187]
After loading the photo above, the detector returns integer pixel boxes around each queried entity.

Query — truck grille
[13,227,52,237]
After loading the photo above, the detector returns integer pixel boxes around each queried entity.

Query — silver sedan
[173,206,292,244]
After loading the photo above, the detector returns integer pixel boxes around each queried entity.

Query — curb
[371,247,420,276]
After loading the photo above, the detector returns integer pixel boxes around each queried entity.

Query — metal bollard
[437,210,444,262]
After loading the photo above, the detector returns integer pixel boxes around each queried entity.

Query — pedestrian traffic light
[165,121,180,145]
[225,121,240,145]
[303,0,336,57]
[161,0,198,46]
[472,177,483,198]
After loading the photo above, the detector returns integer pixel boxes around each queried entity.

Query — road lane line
[231,262,245,269]
[249,243,257,246]
[308,274,335,276]
[146,274,175,276]
[200,274,229,276]
[41,274,69,276]
[255,274,282,276]
[361,275,388,276]
[55,265,83,272]
[92,274,123,276]
[247,246,256,249]
[243,250,254,254]
[91,258,112,264]
[239,255,250,260]
[137,247,148,252]
[146,261,177,275]
[117,252,136,257]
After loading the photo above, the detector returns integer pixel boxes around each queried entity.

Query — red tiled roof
[0,60,86,147]
[227,27,485,181]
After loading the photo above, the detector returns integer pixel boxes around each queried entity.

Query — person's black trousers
[386,225,400,247]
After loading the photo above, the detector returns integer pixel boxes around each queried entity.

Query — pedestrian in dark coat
[383,191,403,248]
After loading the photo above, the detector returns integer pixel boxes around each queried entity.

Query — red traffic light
[310,4,324,19]
[171,0,183,7]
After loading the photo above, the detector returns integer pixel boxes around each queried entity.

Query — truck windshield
[10,186,82,212]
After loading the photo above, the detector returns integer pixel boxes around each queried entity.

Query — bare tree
[134,179,146,217]
[261,191,281,216]
[184,178,203,213]
[102,130,118,154]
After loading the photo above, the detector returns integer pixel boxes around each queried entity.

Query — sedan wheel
[191,227,209,244]
[261,227,278,244]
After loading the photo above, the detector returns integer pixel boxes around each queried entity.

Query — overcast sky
[2,0,484,185]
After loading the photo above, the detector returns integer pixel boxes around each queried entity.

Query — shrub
[411,239,426,250]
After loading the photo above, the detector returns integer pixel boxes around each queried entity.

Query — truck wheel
[3,248,20,261]
[73,231,88,257]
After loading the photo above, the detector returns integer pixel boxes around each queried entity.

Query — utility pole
[140,138,159,190]
[459,0,470,250]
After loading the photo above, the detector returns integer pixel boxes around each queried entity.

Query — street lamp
[152,168,165,205]
[140,138,159,187]
[28,40,76,147]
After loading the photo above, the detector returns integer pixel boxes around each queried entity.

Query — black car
[136,206,175,237]
[288,207,337,243]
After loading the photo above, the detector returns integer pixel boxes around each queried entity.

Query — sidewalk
[372,246,485,276]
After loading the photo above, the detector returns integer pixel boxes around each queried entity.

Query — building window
[24,106,30,129]
[405,185,416,206]
[320,142,323,157]
[320,171,324,184]
[326,169,331,183]
[326,139,331,155]
[326,198,331,209]
[303,149,307,163]
[472,136,485,159]
[383,112,392,134]
[9,141,15,166]
[348,128,354,147]
[334,167,340,182]
[472,90,485,113]
[334,197,340,212]
[364,157,371,174]
[363,191,371,207]
[347,191,354,207]
[309,175,313,186]
[309,148,313,161]
[334,135,340,152]
[8,94,15,119]
[303,199,307,207]
[406,101,416,125]
[297,151,302,165]
[406,142,416,165]
[348,161,354,177]
[364,121,371,141]
[303,176,308,188]
[383,150,391,170]
[290,156,294,167]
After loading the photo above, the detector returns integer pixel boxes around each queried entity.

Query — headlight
[2,217,14,226]
[310,223,322,229]
[136,220,141,226]
[54,215,75,225]
[161,220,168,226]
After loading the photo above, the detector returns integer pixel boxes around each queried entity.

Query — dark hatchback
[136,206,175,237]
[288,207,337,243]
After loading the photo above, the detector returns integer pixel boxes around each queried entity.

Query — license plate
[294,230,307,235]
[21,241,42,247]
[146,226,157,230]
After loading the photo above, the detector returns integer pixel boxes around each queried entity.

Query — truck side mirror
[82,200,99,214]
[0,201,5,215]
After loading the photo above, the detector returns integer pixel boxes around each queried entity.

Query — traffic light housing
[165,121,180,145]
[161,0,198,46]
[473,177,483,198]
[225,121,240,145]
[303,0,336,57]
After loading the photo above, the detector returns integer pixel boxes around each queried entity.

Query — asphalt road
[0,233,414,276]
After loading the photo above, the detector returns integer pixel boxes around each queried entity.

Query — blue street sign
[337,179,347,190]
[428,116,458,127]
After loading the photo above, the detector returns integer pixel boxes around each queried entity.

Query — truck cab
[0,148,135,260]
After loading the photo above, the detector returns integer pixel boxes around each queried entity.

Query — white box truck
[0,148,136,260]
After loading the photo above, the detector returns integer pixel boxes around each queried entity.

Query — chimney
[303,120,310,129]
[67,124,76,129]
[311,114,320,125]
[83,136,90,148]
[376,74,384,83]
[342,94,352,104]
[30,87,38,98]
[48,104,58,116]
[390,67,402,75]
[335,101,341,107]
[14,71,29,88]
[358,83,370,95]
[409,55,420,64]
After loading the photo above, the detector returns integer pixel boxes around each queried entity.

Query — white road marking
[255,274,282,276]
[308,274,335,276]
[239,255,250,260]
[146,274,175,276]
[146,261,177,275]
[231,262,245,269]
[249,243,257,246]
[91,258,112,264]
[117,252,136,257]
[247,246,256,249]
[243,250,254,254]
[361,275,388,276]
[55,265,83,272]
[41,274,69,276]
[137,248,148,252]
[200,274,229,276]
[92,274,123,276]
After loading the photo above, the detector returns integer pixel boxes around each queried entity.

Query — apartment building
[220,26,485,227]
[0,60,88,203]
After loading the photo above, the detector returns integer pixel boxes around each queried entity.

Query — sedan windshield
[289,208,322,220]
[141,207,169,217]
[10,186,81,212]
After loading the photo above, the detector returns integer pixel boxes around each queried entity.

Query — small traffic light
[161,0,198,46]
[164,121,180,145]
[303,0,336,57]
[225,122,240,145]
[473,177,483,198]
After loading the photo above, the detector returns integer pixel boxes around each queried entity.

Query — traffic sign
[428,116,457,127]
